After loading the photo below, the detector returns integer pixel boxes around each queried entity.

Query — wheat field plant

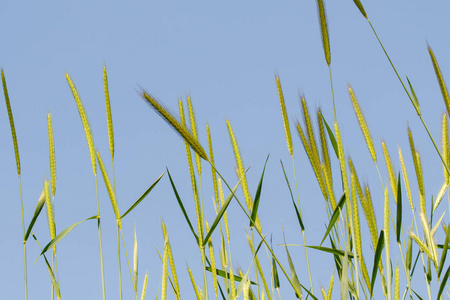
[2,1,450,300]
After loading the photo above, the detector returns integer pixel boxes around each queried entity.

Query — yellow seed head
[2,69,21,177]
[398,146,414,210]
[97,151,121,228]
[382,141,397,203]
[47,112,56,198]
[66,73,97,175]
[349,86,376,163]
[142,91,208,161]
[442,113,449,183]
[429,46,450,118]
[103,65,115,160]
[316,0,331,66]
[275,75,293,155]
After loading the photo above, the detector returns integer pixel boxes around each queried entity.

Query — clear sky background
[1,1,450,299]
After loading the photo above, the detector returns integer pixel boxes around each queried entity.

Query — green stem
[95,174,106,300]
[19,176,28,300]
[117,224,122,300]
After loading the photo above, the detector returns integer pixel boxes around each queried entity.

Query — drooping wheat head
[316,0,331,66]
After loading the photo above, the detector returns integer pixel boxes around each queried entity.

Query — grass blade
[250,154,269,228]
[371,229,385,296]
[321,113,338,159]
[167,169,199,245]
[24,186,47,242]
[320,193,346,246]
[280,160,304,231]
[439,222,450,276]
[43,253,61,299]
[305,245,354,259]
[39,215,98,256]
[438,265,450,299]
[202,178,241,247]
[121,171,165,219]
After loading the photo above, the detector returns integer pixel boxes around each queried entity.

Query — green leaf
[320,193,346,246]
[271,236,280,289]
[371,229,385,296]
[306,245,354,259]
[121,171,165,219]
[205,267,256,285]
[280,160,304,231]
[438,264,450,299]
[439,222,450,276]
[39,215,98,257]
[396,173,402,243]
[202,179,241,247]
[321,114,339,159]
[250,154,269,228]
[283,230,302,298]
[43,253,61,299]
[24,185,47,242]
[167,169,199,245]
[406,76,421,115]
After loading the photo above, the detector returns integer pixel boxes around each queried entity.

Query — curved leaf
[320,193,346,246]
[250,154,269,228]
[24,185,47,242]
[39,215,98,257]
[121,170,165,219]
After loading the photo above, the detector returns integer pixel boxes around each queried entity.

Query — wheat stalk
[442,113,449,184]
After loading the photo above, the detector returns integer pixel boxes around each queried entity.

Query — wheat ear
[97,151,121,228]
[275,74,293,155]
[141,91,208,161]
[316,0,331,66]
[103,65,115,160]
[66,73,97,175]
[382,141,397,203]
[398,146,414,210]
[47,112,56,198]
[1,69,21,176]
[348,86,376,163]
[428,45,450,118]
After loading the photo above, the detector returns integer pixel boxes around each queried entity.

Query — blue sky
[1,1,450,299]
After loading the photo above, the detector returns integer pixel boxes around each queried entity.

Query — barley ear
[226,119,261,231]
[349,86,376,163]
[316,0,331,66]
[334,121,349,201]
[205,221,218,297]
[47,112,56,198]
[161,237,169,300]
[428,45,450,118]
[97,151,121,228]
[352,0,368,19]
[140,272,148,300]
[187,96,202,176]
[398,146,414,210]
[66,73,97,175]
[103,65,115,160]
[207,125,219,207]
[1,69,21,177]
[44,181,56,254]
[442,113,449,184]
[275,74,293,155]
[382,141,397,203]
[141,91,208,161]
